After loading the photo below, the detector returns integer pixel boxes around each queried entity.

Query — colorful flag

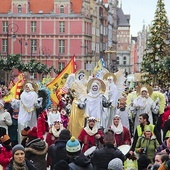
[47,55,76,104]
[93,58,105,78]
[3,73,25,102]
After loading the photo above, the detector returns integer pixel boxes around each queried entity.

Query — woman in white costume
[132,86,154,131]
[18,83,38,143]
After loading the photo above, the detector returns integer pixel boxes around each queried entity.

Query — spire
[120,0,122,8]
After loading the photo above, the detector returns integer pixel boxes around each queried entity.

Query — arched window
[116,56,119,65]
[18,5,22,13]
[60,5,64,14]
[123,56,126,65]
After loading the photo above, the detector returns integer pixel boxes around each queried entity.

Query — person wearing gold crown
[68,70,88,138]
[132,85,155,131]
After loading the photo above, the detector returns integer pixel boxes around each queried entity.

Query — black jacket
[6,159,37,170]
[69,153,93,170]
[48,139,70,170]
[91,144,126,170]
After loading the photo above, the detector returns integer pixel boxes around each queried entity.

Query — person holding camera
[135,125,159,162]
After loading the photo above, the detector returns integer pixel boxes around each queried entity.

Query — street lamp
[104,47,116,71]
[6,23,19,57]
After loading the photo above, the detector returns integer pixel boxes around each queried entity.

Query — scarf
[51,125,64,138]
[84,124,98,136]
[13,160,28,170]
[110,123,123,134]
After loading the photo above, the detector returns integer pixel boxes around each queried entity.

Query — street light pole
[104,47,116,71]
[6,23,19,57]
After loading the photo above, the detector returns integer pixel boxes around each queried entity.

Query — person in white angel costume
[85,78,109,129]
[18,82,38,143]
[103,70,126,129]
[132,85,154,131]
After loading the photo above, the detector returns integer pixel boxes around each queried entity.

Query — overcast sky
[121,0,170,36]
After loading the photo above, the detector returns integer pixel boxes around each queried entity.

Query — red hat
[28,127,38,138]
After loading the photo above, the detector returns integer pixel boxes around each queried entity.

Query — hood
[25,138,48,155]
[73,153,91,167]
[55,139,67,149]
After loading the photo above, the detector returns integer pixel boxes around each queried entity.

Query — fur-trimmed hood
[25,138,48,155]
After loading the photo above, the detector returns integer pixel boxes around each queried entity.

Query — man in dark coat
[48,129,71,170]
[91,130,126,170]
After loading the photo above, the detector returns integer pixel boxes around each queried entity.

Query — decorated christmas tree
[141,0,170,87]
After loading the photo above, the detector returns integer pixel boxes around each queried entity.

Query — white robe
[85,93,105,128]
[133,96,154,130]
[18,90,38,128]
[116,108,130,130]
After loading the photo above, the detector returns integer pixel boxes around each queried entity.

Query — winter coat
[135,135,159,162]
[0,146,12,170]
[25,138,48,170]
[91,143,126,170]
[69,153,93,170]
[114,126,131,147]
[6,159,37,170]
[48,139,70,170]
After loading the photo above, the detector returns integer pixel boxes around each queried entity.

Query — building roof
[0,0,83,14]
[30,0,54,14]
[117,7,130,27]
[0,0,11,14]
[71,0,82,14]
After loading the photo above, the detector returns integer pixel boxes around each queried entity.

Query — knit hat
[108,158,123,170]
[59,129,71,141]
[0,135,11,145]
[12,144,25,156]
[53,160,70,170]
[27,126,38,138]
[0,127,6,137]
[21,126,31,136]
[144,125,152,132]
[66,136,81,157]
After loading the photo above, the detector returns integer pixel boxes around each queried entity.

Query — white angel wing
[64,73,75,89]
[114,69,126,99]
[151,91,166,114]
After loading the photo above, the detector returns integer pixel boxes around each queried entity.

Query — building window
[60,5,64,13]
[59,21,65,33]
[2,21,8,32]
[2,39,7,52]
[116,56,119,65]
[58,62,65,71]
[123,56,127,65]
[59,40,65,54]
[18,5,22,13]
[31,39,37,53]
[31,21,36,33]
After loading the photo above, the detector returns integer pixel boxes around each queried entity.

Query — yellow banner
[47,55,76,104]
[3,73,25,102]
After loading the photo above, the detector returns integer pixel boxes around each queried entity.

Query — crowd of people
[0,69,170,170]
